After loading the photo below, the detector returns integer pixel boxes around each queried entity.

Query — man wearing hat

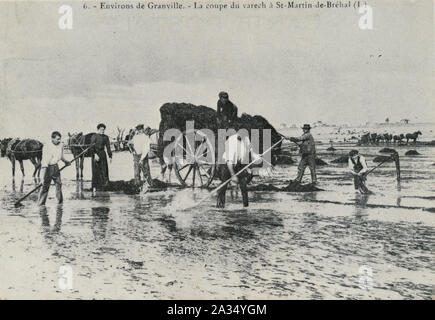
[128,124,153,187]
[217,91,238,126]
[287,124,317,185]
[348,149,371,194]
[90,123,112,194]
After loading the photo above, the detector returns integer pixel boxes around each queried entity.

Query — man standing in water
[217,91,238,126]
[287,124,317,185]
[216,130,262,208]
[128,124,153,188]
[91,123,112,195]
[348,149,371,194]
[38,131,70,206]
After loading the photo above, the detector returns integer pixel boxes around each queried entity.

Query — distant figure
[38,131,71,206]
[217,91,238,126]
[348,149,371,194]
[128,124,153,188]
[286,124,317,185]
[91,123,112,194]
[216,131,262,208]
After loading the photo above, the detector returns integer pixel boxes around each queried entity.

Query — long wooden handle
[364,152,398,177]
[194,138,284,207]
[14,144,94,206]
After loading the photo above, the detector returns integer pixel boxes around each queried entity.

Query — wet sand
[0,140,434,299]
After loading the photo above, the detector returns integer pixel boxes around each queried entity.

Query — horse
[393,134,404,144]
[0,138,43,178]
[376,134,384,144]
[405,131,422,144]
[384,133,393,144]
[360,133,370,145]
[67,132,95,180]
[370,133,378,144]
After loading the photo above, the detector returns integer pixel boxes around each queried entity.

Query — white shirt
[223,135,252,164]
[41,142,64,168]
[131,133,150,159]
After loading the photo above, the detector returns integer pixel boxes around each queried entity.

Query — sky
[0,0,434,139]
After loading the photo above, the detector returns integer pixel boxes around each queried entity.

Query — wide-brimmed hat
[136,124,144,131]
[97,123,106,130]
[301,124,311,130]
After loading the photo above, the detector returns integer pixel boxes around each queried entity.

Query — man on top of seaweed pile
[217,91,238,126]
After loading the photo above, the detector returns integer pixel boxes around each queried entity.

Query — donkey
[67,132,95,180]
[0,138,43,178]
[405,131,422,144]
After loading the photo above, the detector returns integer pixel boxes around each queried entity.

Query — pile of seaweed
[99,179,168,195]
[379,148,397,154]
[373,155,394,163]
[405,150,420,156]
[331,155,349,164]
[248,180,323,192]
[273,154,295,165]
[315,158,328,166]
[157,102,282,163]
[236,112,282,155]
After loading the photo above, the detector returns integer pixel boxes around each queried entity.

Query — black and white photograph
[0,0,434,303]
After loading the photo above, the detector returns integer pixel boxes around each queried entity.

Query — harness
[67,135,93,151]
[7,139,42,155]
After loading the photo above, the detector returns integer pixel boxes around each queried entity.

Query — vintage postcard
[0,0,433,301]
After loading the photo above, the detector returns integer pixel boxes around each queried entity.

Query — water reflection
[38,205,63,233]
[92,191,111,204]
[354,193,371,218]
[91,207,110,240]
[301,192,318,202]
[72,181,85,200]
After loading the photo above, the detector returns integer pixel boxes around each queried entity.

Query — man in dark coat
[217,91,238,126]
[286,124,317,185]
[91,123,112,194]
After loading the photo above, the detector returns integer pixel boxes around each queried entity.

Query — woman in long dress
[91,123,112,194]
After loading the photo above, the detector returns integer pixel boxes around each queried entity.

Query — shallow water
[0,132,434,299]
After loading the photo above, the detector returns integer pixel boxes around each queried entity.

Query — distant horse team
[359,131,422,145]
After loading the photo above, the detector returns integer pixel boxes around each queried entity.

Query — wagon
[157,102,283,188]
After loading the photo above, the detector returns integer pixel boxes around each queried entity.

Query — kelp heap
[249,180,323,192]
[90,179,169,195]
[157,102,283,164]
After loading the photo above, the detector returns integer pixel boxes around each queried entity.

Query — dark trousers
[38,164,63,206]
[216,163,249,208]
[354,174,370,194]
[92,152,109,189]
[296,154,317,183]
[133,154,153,186]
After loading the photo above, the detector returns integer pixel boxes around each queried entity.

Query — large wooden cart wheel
[173,130,216,188]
